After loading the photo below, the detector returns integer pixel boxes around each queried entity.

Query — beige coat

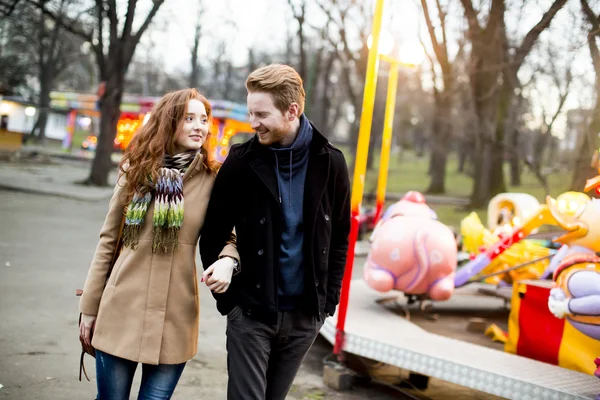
[80,153,237,365]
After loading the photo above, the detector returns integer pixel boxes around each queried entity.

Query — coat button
[315,280,320,287]
[258,249,264,255]
[322,247,327,254]
[260,217,266,224]
[324,215,330,221]
[256,283,261,289]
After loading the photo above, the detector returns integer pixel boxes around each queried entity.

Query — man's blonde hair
[245,64,306,116]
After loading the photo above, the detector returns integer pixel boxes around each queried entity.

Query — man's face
[247,91,292,147]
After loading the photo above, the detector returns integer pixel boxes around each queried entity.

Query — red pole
[333,212,360,359]
[332,0,385,362]
[373,201,384,227]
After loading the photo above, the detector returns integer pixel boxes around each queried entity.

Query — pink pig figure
[364,191,458,301]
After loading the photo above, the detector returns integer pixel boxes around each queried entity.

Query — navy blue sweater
[270,115,313,309]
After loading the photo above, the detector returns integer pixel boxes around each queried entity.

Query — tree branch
[486,0,505,36]
[581,0,599,30]
[107,0,118,43]
[435,0,448,56]
[513,0,568,72]
[94,0,106,76]
[132,0,164,47]
[0,0,22,17]
[459,0,481,35]
[420,0,445,64]
[122,0,137,40]
[24,0,93,42]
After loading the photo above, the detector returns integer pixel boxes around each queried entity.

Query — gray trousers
[225,306,324,400]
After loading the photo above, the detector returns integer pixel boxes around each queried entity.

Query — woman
[79,88,238,399]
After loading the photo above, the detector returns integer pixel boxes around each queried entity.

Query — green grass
[344,147,572,229]
[71,129,90,149]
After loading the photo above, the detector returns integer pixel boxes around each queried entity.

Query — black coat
[200,123,351,324]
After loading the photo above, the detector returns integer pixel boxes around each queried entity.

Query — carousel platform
[320,280,600,400]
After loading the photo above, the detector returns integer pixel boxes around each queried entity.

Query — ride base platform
[320,280,600,400]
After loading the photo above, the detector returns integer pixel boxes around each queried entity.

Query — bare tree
[572,0,600,191]
[30,0,166,185]
[5,0,86,143]
[419,0,462,194]
[189,0,204,89]
[459,0,568,207]
[523,46,573,195]
[286,0,308,81]
[316,0,371,162]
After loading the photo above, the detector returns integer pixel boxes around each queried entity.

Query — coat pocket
[107,248,133,287]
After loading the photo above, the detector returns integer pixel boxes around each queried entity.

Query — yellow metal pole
[349,0,385,214]
[334,0,385,360]
[374,60,399,224]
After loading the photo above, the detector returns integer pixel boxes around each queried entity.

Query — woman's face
[174,99,209,154]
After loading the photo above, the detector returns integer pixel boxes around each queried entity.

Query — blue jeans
[95,350,186,400]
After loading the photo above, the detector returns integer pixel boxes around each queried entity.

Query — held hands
[79,313,97,347]
[202,257,235,294]
[548,288,572,319]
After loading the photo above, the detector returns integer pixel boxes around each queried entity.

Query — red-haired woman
[78,88,239,399]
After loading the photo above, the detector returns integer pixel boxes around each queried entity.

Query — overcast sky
[130,0,594,139]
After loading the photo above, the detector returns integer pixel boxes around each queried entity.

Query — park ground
[0,150,558,399]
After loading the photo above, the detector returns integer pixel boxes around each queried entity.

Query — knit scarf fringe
[122,151,196,254]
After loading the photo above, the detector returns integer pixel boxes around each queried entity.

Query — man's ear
[288,103,300,121]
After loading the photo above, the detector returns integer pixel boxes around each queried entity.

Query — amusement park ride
[49,91,252,161]
[319,0,600,398]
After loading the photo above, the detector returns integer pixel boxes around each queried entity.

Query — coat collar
[242,120,331,206]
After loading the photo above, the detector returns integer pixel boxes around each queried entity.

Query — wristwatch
[229,257,240,274]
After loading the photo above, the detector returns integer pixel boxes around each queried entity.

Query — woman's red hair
[119,88,219,202]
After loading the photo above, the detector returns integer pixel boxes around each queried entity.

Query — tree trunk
[427,142,448,193]
[570,119,599,191]
[317,51,335,131]
[189,9,201,88]
[87,75,124,186]
[508,124,521,187]
[471,142,494,207]
[491,144,505,194]
[509,152,520,186]
[33,109,49,144]
[457,140,472,173]
[426,89,451,193]
[33,77,52,144]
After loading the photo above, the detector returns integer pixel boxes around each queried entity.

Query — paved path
[0,158,497,400]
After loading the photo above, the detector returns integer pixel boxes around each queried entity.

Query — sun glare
[398,40,425,65]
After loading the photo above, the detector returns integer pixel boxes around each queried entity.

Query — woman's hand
[202,257,235,293]
[79,313,97,347]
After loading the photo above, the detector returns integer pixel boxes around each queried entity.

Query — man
[199,64,351,400]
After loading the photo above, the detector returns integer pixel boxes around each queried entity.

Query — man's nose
[251,119,260,130]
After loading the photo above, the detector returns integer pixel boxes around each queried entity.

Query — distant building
[0,96,68,140]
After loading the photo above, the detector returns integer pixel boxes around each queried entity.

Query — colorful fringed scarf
[122,150,198,254]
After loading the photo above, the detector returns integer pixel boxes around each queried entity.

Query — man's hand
[548,288,571,319]
[79,313,97,347]
[202,257,236,293]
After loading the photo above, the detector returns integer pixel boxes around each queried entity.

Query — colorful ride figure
[547,191,600,384]
[363,191,458,301]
